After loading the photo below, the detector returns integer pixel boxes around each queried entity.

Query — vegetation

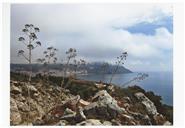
[109,52,128,85]
[61,48,77,86]
[18,24,41,81]
[17,24,42,123]
[37,46,58,83]
[122,73,149,87]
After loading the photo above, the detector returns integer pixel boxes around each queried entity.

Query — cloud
[10,4,173,72]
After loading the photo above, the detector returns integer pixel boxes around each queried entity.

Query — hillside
[10,63,132,74]
[10,72,172,126]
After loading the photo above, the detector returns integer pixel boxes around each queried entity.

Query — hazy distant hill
[10,62,132,74]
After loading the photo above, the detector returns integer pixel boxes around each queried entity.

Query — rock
[123,97,131,103]
[15,100,29,112]
[118,113,138,125]
[95,83,106,89]
[60,113,76,122]
[111,119,122,125]
[32,118,44,125]
[10,79,172,125]
[56,120,68,125]
[153,114,166,125]
[163,121,172,125]
[41,95,81,124]
[63,108,76,116]
[83,90,126,120]
[103,121,112,125]
[130,112,152,125]
[134,92,158,115]
[79,99,90,107]
[11,85,22,94]
[26,98,45,120]
[10,98,22,125]
[14,94,26,102]
[75,106,86,121]
[28,85,38,93]
[107,85,115,92]
[122,114,134,120]
[61,106,87,124]
[62,95,80,107]
[123,103,130,110]
[76,119,102,125]
[141,115,152,125]
[11,80,18,85]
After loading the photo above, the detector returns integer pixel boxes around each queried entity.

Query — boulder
[134,92,158,115]
[83,90,126,120]
[76,119,102,125]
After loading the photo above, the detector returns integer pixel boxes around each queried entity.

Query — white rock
[103,121,112,125]
[83,90,126,119]
[77,119,102,125]
[163,121,172,125]
[134,92,158,115]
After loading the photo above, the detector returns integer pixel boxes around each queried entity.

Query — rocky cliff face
[10,80,172,126]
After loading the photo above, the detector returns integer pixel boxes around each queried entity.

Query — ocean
[77,72,173,106]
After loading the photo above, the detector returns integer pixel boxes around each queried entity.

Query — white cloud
[11,4,173,72]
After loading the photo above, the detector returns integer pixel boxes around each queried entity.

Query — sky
[11,4,173,72]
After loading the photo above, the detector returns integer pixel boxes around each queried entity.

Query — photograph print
[10,4,173,125]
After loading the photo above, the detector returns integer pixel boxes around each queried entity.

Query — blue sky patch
[117,16,173,35]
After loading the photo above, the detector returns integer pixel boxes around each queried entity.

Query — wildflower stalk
[109,52,128,85]
[17,24,41,123]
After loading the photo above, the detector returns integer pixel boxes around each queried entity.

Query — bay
[77,72,173,106]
